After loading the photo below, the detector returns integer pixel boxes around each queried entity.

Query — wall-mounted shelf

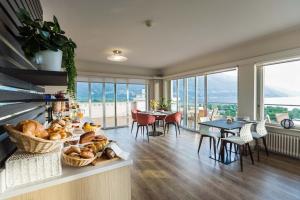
[0,67,67,86]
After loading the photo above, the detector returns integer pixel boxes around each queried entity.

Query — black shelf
[0,67,67,86]
[45,98,69,102]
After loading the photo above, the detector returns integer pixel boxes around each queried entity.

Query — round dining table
[139,111,173,136]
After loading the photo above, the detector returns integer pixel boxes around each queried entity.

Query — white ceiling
[41,0,300,69]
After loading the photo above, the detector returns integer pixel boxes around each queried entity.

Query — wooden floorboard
[104,126,300,200]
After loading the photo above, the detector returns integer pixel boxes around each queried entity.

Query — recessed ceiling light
[107,50,128,62]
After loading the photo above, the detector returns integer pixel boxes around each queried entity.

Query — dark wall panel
[0,0,44,166]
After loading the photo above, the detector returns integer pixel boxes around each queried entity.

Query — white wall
[76,59,160,77]
[238,64,256,120]
[162,27,300,76]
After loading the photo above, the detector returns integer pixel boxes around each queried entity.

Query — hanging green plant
[16,8,77,98]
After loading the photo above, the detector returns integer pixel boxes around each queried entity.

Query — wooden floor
[104,126,300,200]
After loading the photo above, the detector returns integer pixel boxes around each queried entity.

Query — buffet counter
[1,159,132,200]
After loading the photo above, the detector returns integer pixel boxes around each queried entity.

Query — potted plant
[159,97,172,111]
[16,9,77,98]
[150,99,159,111]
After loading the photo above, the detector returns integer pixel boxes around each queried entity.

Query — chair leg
[163,123,166,136]
[177,123,181,135]
[262,137,269,156]
[219,140,225,162]
[131,121,135,133]
[234,144,237,154]
[175,123,178,137]
[247,143,254,165]
[239,145,243,172]
[213,138,217,159]
[167,123,170,133]
[135,125,140,139]
[146,125,149,143]
[198,135,204,153]
[209,137,212,153]
[255,139,260,161]
[142,126,144,137]
[217,138,220,148]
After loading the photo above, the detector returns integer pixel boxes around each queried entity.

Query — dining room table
[198,119,255,164]
[139,110,174,136]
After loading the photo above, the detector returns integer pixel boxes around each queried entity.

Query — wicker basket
[62,147,96,167]
[4,124,72,154]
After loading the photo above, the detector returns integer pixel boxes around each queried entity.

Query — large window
[76,81,148,129]
[262,60,300,126]
[207,70,238,118]
[171,69,238,130]
[76,82,89,117]
[91,83,103,125]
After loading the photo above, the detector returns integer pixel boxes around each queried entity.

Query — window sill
[266,124,300,136]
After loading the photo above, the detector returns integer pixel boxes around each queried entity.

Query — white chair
[198,118,221,159]
[225,116,251,135]
[220,123,254,171]
[252,120,269,161]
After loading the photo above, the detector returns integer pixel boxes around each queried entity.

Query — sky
[264,60,300,95]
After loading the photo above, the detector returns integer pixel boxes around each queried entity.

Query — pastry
[80,150,95,159]
[83,122,101,132]
[105,148,116,159]
[65,146,81,155]
[68,152,81,159]
[92,135,107,141]
[79,131,95,144]
[84,143,97,153]
[59,130,67,139]
[49,132,61,140]
[16,120,49,139]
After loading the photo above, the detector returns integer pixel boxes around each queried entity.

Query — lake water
[264,96,300,109]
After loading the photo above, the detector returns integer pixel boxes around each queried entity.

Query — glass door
[187,77,196,129]
[104,83,115,128]
[116,83,128,126]
[91,83,104,125]
[76,82,90,117]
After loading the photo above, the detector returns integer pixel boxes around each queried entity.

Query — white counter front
[1,159,132,200]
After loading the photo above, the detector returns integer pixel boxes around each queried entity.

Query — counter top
[0,159,132,200]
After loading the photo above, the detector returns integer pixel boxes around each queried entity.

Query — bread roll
[17,120,49,139]
[65,146,81,155]
[80,150,94,159]
[49,132,61,140]
[79,131,95,144]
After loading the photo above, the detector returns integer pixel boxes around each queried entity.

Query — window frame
[170,68,238,131]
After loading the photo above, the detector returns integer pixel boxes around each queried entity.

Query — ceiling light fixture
[107,50,128,62]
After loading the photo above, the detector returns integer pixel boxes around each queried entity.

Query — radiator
[265,131,300,159]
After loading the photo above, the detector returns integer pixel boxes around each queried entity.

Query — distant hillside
[77,75,288,102]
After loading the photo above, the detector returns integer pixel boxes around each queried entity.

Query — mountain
[77,75,288,102]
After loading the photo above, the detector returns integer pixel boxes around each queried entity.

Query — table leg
[220,128,225,163]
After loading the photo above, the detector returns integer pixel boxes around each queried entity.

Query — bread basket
[62,147,96,167]
[4,124,72,154]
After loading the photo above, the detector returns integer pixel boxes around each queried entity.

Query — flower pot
[33,50,62,71]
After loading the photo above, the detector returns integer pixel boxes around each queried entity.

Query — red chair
[154,115,166,128]
[164,112,182,137]
[136,113,156,142]
[131,109,140,133]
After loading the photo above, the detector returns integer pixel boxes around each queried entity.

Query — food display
[62,145,97,167]
[16,120,71,141]
[5,110,120,167]
[16,120,49,139]
[82,122,101,133]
